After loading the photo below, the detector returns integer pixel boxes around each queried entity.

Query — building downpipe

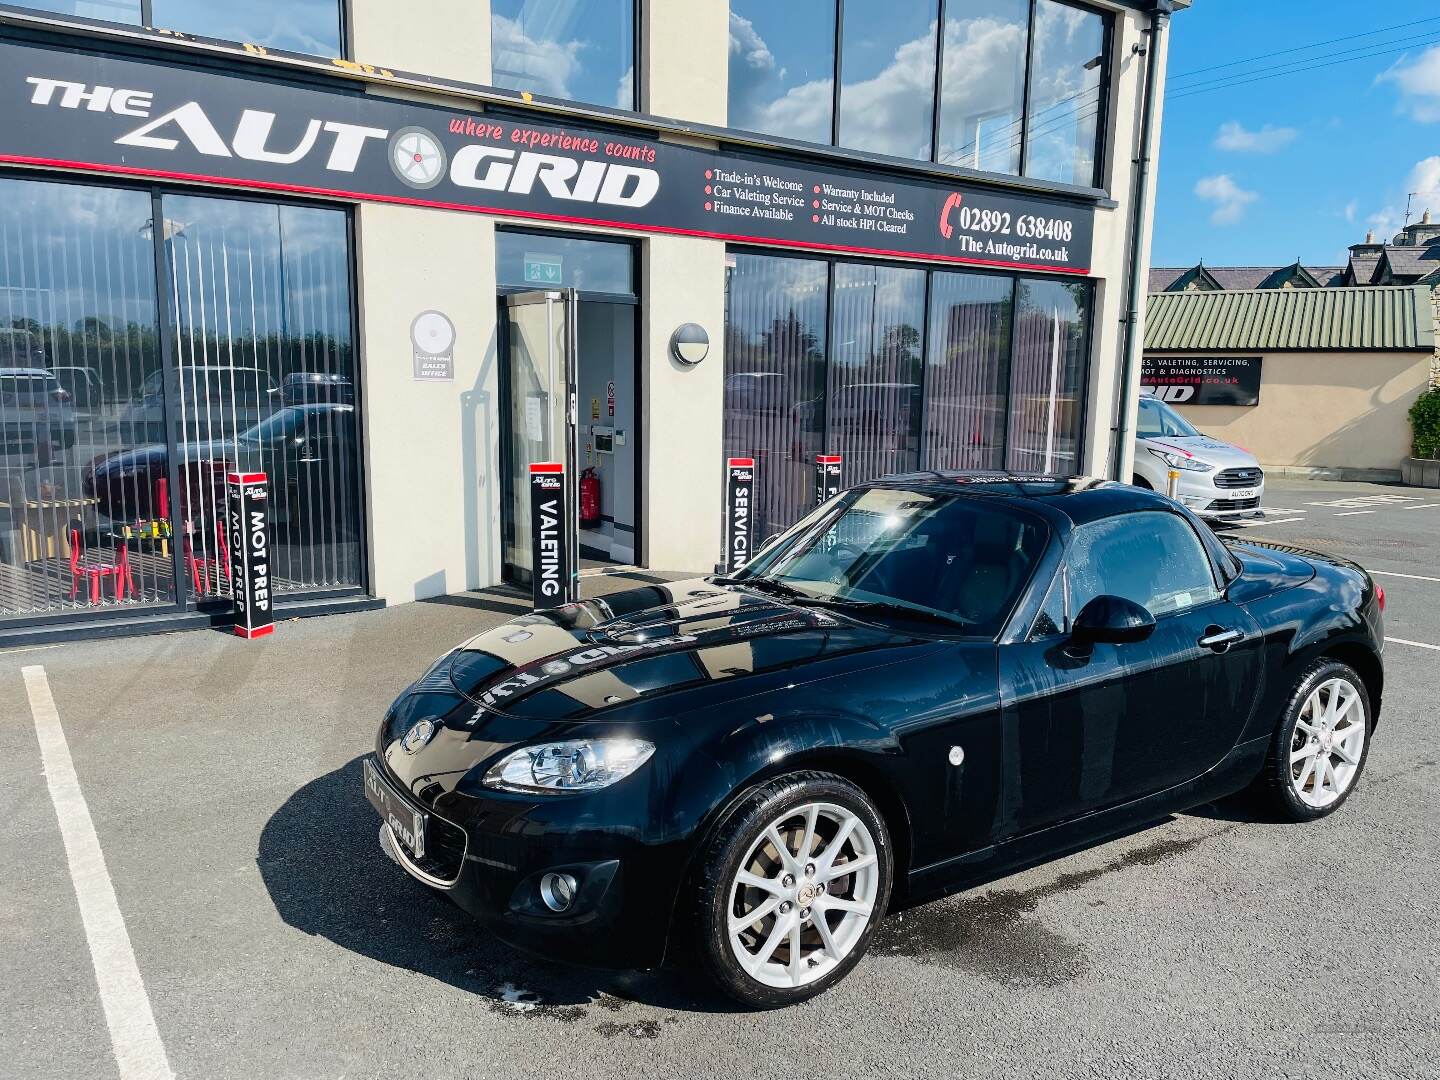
[1110,2,1173,481]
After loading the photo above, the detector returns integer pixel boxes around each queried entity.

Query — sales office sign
[0,37,1094,275]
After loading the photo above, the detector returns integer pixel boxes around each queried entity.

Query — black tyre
[1131,474,1153,490]
[1252,659,1372,821]
[691,771,893,1008]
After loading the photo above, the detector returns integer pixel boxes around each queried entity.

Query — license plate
[364,758,426,859]
[1226,487,1257,500]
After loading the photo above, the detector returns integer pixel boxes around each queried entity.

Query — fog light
[539,872,578,912]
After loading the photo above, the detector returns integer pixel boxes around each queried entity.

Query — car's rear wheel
[692,771,892,1008]
[1253,659,1371,821]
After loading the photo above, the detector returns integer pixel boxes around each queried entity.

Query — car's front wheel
[692,771,892,1008]
[1253,659,1372,820]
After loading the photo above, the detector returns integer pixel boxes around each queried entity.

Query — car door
[998,510,1262,837]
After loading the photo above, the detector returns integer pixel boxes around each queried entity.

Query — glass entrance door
[502,289,578,591]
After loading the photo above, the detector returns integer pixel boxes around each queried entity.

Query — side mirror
[1071,594,1155,646]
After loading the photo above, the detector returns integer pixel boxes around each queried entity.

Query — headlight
[1146,447,1214,473]
[482,738,656,794]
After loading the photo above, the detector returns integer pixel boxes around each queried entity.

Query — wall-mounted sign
[1141,355,1262,406]
[814,454,843,505]
[528,462,570,608]
[411,310,455,381]
[606,380,615,417]
[0,37,1095,276]
[724,457,755,575]
[670,323,711,366]
[226,471,273,639]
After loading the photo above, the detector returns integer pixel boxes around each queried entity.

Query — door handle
[1198,626,1244,652]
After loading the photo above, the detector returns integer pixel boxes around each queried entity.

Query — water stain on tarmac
[871,827,1230,985]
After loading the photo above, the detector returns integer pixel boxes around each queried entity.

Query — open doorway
[496,229,640,589]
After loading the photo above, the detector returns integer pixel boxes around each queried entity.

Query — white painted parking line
[1260,507,1308,514]
[1228,517,1304,528]
[1388,637,1440,652]
[1333,510,1376,517]
[1372,570,1440,584]
[1402,503,1440,511]
[22,666,174,1080]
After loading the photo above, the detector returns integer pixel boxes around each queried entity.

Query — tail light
[1376,584,1386,612]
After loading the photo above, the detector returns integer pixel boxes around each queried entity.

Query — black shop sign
[724,457,755,575]
[0,36,1094,276]
[1141,355,1263,406]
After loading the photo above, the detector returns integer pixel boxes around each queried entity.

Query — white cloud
[1343,199,1358,224]
[1194,174,1259,226]
[491,14,582,100]
[1213,121,1297,154]
[1361,157,1440,242]
[1379,45,1440,123]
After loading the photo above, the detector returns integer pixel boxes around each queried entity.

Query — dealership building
[0,0,1180,643]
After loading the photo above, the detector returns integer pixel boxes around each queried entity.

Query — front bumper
[366,752,687,970]
[1169,472,1265,518]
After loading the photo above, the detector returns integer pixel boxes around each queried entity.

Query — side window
[1067,513,1219,618]
[1029,569,1067,640]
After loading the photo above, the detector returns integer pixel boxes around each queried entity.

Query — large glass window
[495,230,634,294]
[836,0,938,162]
[727,0,836,145]
[936,0,1029,174]
[0,175,361,630]
[160,195,360,598]
[828,262,926,480]
[924,270,1013,470]
[1005,278,1089,474]
[727,0,1109,184]
[491,0,637,110]
[725,250,1092,539]
[1024,0,1107,186]
[0,177,169,617]
[8,0,343,57]
[723,253,828,543]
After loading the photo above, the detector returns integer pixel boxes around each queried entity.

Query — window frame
[729,0,1112,186]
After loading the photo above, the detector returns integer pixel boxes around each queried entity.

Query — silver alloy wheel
[726,801,879,989]
[1290,677,1367,809]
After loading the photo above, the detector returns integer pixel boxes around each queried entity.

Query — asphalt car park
[3,481,1438,1079]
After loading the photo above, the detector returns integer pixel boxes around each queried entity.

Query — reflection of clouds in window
[937,2,1028,174]
[491,1,636,109]
[837,1,938,162]
[492,13,584,100]
[1024,0,1104,186]
[149,0,341,56]
[727,6,834,145]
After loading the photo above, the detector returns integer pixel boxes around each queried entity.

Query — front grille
[409,814,468,883]
[1208,496,1260,511]
[1214,467,1263,489]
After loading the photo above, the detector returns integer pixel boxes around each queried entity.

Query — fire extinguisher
[579,466,602,528]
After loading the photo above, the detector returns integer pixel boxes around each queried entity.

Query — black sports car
[365,474,1384,1008]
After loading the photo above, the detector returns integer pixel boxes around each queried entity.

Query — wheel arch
[1317,640,1384,728]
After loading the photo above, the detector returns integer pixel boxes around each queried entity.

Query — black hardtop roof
[869,471,1175,527]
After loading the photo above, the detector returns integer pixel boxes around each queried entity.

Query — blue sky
[1152,1,1440,269]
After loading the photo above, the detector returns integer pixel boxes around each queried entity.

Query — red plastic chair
[186,520,231,596]
[68,528,134,603]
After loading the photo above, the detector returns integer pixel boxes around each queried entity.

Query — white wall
[355,205,500,603]
[349,0,490,84]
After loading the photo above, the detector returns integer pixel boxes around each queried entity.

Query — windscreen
[742,487,1049,636]
[1136,396,1201,439]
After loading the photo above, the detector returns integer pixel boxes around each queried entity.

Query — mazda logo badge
[400,718,437,754]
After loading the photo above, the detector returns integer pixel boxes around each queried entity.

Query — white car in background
[1131,395,1264,521]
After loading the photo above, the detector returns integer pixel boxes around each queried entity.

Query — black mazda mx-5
[364,474,1384,1007]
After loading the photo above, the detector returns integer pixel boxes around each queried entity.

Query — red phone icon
[939,192,963,239]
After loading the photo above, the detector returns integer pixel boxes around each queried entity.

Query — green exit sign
[523,254,563,284]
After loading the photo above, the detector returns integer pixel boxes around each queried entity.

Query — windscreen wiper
[787,596,971,631]
[709,575,810,600]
